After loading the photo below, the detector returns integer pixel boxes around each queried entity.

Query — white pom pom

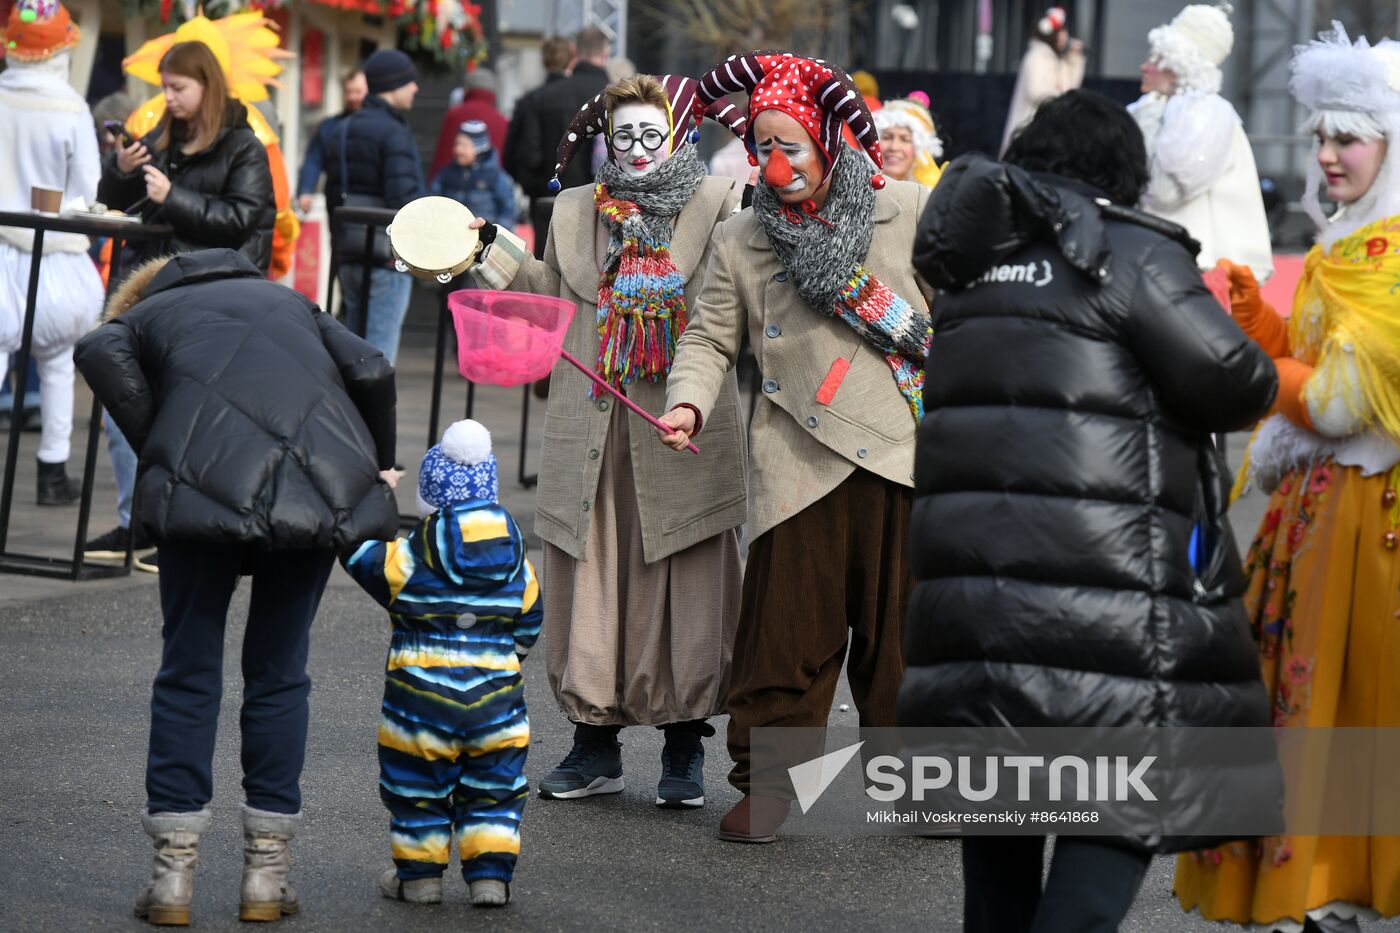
[440,419,493,465]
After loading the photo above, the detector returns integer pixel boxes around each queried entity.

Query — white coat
[0,54,105,356]
[1000,40,1086,155]
[1131,91,1275,282]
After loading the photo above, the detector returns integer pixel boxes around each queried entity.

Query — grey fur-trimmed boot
[239,805,301,922]
[134,809,210,926]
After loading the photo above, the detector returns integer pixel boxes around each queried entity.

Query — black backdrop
[869,70,1142,161]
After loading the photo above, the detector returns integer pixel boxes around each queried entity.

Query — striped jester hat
[546,74,749,192]
[695,51,886,189]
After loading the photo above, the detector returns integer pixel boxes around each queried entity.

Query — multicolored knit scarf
[753,148,932,421]
[592,145,707,392]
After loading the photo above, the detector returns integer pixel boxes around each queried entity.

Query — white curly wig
[1148,4,1234,95]
[1291,22,1400,246]
[874,97,943,163]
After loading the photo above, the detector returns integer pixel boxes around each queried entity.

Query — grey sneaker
[656,729,706,809]
[378,868,442,904]
[537,740,624,799]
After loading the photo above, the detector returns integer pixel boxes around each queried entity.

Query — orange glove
[1218,259,1289,358]
[1272,356,1315,430]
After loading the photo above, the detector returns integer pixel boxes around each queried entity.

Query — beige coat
[666,178,932,542]
[505,176,747,563]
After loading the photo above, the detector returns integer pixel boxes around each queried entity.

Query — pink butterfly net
[448,290,699,453]
[449,291,575,386]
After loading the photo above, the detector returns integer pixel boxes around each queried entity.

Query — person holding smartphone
[98,39,275,273]
[85,38,274,573]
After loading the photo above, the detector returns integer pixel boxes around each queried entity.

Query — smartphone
[103,120,139,148]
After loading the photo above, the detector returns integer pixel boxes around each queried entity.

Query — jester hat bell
[546,74,749,192]
[695,51,886,189]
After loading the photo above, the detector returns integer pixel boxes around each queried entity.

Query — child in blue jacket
[343,420,539,908]
[430,119,516,225]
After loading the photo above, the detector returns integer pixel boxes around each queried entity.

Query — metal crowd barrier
[0,210,171,580]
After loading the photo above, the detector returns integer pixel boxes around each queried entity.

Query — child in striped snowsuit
[343,420,540,908]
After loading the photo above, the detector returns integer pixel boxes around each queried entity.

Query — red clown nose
[763,148,794,188]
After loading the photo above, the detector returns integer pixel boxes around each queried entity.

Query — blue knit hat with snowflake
[417,420,498,513]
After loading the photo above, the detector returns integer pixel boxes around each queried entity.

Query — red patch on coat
[816,358,851,405]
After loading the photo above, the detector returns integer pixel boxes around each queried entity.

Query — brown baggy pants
[726,469,912,793]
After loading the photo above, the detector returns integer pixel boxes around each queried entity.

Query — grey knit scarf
[594,143,706,271]
[752,147,877,312]
[753,147,932,421]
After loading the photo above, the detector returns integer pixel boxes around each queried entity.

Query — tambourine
[388,196,480,284]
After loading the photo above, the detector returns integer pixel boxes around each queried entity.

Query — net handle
[558,350,700,455]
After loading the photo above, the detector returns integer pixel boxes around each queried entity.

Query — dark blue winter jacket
[322,96,425,210]
[429,152,515,225]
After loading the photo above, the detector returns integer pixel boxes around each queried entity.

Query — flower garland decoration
[116,0,486,72]
[396,0,487,72]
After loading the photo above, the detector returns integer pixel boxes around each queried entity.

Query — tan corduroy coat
[505,176,747,563]
[666,178,932,542]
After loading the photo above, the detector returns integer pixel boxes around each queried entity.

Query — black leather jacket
[99,100,275,272]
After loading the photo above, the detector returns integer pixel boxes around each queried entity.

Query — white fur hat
[1291,22,1400,122]
[1037,6,1067,38]
[1148,4,1234,94]
[1290,23,1400,244]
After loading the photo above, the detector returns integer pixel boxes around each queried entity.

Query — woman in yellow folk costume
[872,92,943,188]
[122,11,300,278]
[1176,24,1400,933]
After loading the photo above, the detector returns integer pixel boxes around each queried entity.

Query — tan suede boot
[134,809,210,926]
[239,805,301,922]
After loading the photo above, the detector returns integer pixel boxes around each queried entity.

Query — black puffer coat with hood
[901,152,1278,735]
[75,249,398,551]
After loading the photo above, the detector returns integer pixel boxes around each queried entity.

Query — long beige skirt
[542,409,742,726]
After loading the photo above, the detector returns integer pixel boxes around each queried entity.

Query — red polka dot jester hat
[695,51,886,189]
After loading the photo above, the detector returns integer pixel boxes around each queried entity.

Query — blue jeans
[338,265,412,365]
[104,413,137,529]
[147,541,336,814]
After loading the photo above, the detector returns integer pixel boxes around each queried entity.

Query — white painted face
[610,102,672,178]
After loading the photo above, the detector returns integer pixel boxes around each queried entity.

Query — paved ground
[2,322,1394,931]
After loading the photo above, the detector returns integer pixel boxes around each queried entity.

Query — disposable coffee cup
[31,186,64,214]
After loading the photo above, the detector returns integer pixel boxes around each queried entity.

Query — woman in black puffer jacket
[75,248,397,925]
[902,92,1279,931]
[99,40,275,272]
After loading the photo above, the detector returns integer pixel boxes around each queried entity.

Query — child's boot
[470,879,510,907]
[239,805,300,922]
[134,809,210,926]
[379,868,444,904]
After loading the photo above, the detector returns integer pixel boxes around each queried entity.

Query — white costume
[0,51,105,463]
[1000,38,1084,154]
[1129,4,1274,281]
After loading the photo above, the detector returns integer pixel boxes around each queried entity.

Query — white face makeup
[1317,131,1388,205]
[610,102,672,178]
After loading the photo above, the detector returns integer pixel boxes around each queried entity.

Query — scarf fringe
[592,215,689,392]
